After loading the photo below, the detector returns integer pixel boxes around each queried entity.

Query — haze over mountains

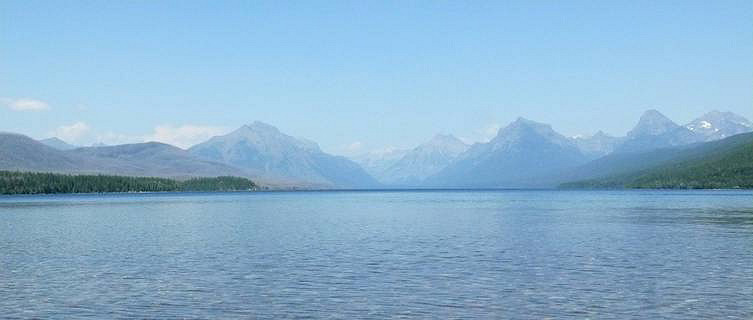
[357,134,469,185]
[352,148,409,180]
[2,109,751,189]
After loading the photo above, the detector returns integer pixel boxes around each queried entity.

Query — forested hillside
[560,136,753,189]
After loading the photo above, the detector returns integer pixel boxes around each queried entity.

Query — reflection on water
[1,190,751,318]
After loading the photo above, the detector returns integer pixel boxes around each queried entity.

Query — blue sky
[2,1,751,154]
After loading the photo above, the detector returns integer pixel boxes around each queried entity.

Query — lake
[1,190,751,318]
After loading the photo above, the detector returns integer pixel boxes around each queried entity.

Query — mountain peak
[39,137,78,150]
[241,121,280,133]
[496,117,554,138]
[77,141,183,155]
[592,130,611,138]
[638,109,673,124]
[512,117,538,126]
[484,117,576,153]
[627,109,678,137]
[696,111,751,127]
[496,117,539,131]
[684,110,752,141]
[417,133,469,155]
[426,134,466,147]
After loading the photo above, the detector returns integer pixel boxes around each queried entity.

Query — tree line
[0,171,257,194]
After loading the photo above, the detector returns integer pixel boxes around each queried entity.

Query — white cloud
[143,124,230,149]
[48,123,229,148]
[343,141,364,154]
[330,141,366,157]
[458,123,503,145]
[370,146,401,155]
[483,124,501,139]
[1,98,50,111]
[347,141,363,150]
[470,123,500,143]
[54,122,91,142]
[94,131,142,146]
[458,137,475,145]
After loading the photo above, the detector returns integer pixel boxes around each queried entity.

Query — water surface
[1,190,751,318]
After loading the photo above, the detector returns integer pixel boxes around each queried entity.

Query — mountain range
[424,118,588,187]
[613,110,752,154]
[1,109,751,189]
[353,110,752,187]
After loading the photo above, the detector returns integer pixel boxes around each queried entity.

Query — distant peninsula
[0,171,257,195]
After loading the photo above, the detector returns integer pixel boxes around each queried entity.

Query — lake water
[1,190,751,319]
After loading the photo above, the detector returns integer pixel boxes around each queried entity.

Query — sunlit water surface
[1,190,751,319]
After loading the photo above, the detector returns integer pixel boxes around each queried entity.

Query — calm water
[1,190,751,319]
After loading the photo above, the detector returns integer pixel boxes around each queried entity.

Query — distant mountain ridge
[685,111,753,142]
[613,110,752,154]
[1,133,83,172]
[68,142,248,178]
[0,133,246,179]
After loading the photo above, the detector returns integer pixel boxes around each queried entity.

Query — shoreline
[2,187,751,197]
